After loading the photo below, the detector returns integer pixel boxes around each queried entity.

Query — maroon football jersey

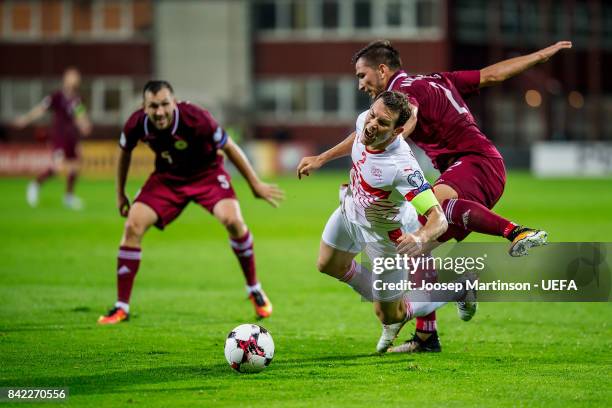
[120,102,228,178]
[43,90,84,146]
[386,70,502,171]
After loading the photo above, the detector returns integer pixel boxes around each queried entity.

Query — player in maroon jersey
[98,80,284,324]
[298,40,571,352]
[13,67,92,210]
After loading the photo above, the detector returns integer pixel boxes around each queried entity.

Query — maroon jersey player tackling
[298,40,571,352]
[14,68,92,210]
[98,80,284,324]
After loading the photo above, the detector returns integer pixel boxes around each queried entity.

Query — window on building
[133,0,153,32]
[322,80,339,112]
[253,0,443,38]
[416,0,438,29]
[353,0,371,29]
[291,82,308,113]
[386,0,402,27]
[322,0,339,29]
[102,1,123,32]
[11,2,33,33]
[11,81,36,113]
[41,0,62,37]
[290,0,308,30]
[72,0,93,34]
[255,1,277,30]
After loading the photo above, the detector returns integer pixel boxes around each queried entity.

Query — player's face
[63,69,81,90]
[144,88,177,130]
[361,98,403,148]
[355,58,385,99]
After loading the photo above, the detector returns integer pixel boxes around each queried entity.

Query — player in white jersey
[300,91,451,352]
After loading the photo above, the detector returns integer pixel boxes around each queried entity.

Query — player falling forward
[98,81,284,324]
[298,40,571,352]
[13,68,92,210]
[301,91,470,352]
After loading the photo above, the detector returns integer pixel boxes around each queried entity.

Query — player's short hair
[143,80,174,97]
[352,40,402,70]
[374,91,412,128]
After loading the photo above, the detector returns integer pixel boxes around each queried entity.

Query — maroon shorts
[134,167,237,230]
[434,154,506,241]
[52,141,79,160]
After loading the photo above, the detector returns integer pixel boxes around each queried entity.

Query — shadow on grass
[0,353,418,395]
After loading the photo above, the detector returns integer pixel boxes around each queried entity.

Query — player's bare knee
[124,218,146,240]
[316,257,330,274]
[317,258,349,278]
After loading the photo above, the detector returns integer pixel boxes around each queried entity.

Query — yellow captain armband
[73,103,87,117]
[410,188,439,216]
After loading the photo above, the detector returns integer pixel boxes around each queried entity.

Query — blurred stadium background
[1,0,610,178]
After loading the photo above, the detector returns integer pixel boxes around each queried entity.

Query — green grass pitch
[0,172,611,407]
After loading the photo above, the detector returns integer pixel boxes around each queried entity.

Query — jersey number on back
[428,82,468,115]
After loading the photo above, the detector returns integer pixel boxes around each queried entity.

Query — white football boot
[64,194,84,210]
[376,314,410,353]
[456,273,478,321]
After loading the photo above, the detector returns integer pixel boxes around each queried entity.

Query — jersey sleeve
[196,107,228,150]
[119,111,142,151]
[442,70,481,98]
[393,151,439,215]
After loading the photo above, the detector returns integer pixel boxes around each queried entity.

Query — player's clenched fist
[297,156,324,179]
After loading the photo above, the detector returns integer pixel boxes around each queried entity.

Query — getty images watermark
[363,243,611,301]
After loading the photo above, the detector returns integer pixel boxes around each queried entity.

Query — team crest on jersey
[174,139,188,150]
[370,166,383,180]
[407,170,424,188]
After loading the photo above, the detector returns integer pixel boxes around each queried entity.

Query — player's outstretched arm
[397,205,447,257]
[479,40,572,88]
[12,101,48,129]
[223,137,284,207]
[116,148,132,217]
[297,131,356,179]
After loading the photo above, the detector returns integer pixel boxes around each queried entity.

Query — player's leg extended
[63,158,83,210]
[98,202,158,324]
[319,208,374,299]
[212,198,272,318]
[434,159,547,256]
[26,150,61,207]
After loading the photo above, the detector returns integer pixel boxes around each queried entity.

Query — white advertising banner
[532,142,612,177]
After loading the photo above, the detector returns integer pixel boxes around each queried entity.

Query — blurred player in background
[13,67,92,210]
[301,91,474,353]
[298,40,571,352]
[98,80,284,324]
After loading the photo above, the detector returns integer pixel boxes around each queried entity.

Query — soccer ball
[224,324,274,373]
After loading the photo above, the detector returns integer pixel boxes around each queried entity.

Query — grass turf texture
[0,172,611,407]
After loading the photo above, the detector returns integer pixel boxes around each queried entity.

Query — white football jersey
[342,110,433,242]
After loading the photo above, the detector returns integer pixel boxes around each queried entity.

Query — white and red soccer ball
[224,324,274,373]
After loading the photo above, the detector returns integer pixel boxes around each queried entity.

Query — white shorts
[322,207,408,302]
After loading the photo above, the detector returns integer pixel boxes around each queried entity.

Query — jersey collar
[386,70,408,91]
[144,105,180,136]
